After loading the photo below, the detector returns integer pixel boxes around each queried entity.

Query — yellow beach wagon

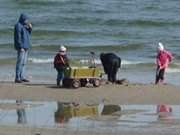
[63,67,101,88]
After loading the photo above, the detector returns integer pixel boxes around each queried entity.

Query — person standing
[14,13,32,83]
[54,45,69,86]
[155,42,173,84]
[100,53,121,83]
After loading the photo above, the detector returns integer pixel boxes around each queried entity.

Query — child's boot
[57,80,60,86]
[160,79,166,85]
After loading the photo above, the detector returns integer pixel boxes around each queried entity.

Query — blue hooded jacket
[14,13,32,50]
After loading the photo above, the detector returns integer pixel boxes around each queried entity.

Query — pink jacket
[156,50,173,69]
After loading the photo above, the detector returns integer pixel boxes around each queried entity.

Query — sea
[0,0,180,85]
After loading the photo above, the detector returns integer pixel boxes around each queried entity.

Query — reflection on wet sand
[0,100,180,134]
[54,102,121,124]
[16,100,27,124]
[157,104,173,120]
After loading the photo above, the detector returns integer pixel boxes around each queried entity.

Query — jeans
[56,69,64,86]
[15,50,28,80]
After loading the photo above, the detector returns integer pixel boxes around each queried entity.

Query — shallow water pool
[0,100,180,134]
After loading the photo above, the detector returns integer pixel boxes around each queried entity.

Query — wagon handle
[89,51,96,68]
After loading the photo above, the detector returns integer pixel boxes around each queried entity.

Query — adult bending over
[100,53,121,83]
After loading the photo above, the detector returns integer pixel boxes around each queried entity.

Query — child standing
[155,42,173,84]
[54,45,69,86]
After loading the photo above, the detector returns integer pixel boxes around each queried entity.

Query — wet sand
[1,125,179,135]
[0,82,180,105]
[0,82,180,135]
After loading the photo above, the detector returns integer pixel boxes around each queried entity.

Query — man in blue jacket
[14,13,32,83]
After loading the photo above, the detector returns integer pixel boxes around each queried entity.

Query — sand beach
[0,82,180,105]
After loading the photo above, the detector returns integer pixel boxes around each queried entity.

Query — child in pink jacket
[155,42,173,84]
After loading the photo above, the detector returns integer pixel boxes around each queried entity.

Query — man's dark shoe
[15,80,22,83]
[21,79,30,82]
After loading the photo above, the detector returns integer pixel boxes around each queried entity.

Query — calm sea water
[0,0,180,84]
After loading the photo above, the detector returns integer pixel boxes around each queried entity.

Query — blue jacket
[14,13,32,50]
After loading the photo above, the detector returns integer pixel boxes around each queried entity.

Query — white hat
[158,42,164,51]
[59,45,66,52]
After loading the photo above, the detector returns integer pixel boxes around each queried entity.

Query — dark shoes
[21,79,30,82]
[15,80,22,83]
[15,79,30,83]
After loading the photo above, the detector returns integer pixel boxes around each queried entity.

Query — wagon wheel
[72,79,81,88]
[93,78,101,87]
[80,79,88,87]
